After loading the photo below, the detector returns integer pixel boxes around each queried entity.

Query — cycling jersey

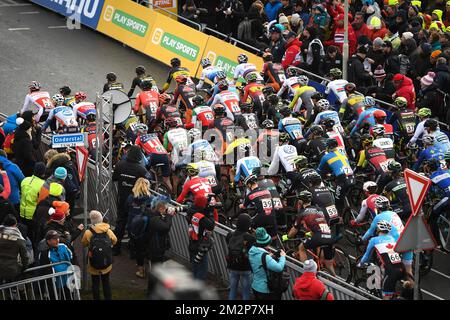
[163,66,194,92]
[243,186,278,236]
[163,127,188,167]
[177,176,212,208]
[360,234,403,273]
[431,130,450,152]
[128,75,158,97]
[286,168,319,192]
[369,124,394,140]
[103,82,125,93]
[373,137,395,160]
[409,119,428,145]
[278,116,303,141]
[357,146,389,174]
[235,113,259,131]
[314,110,344,134]
[277,76,300,98]
[325,130,346,156]
[134,90,159,117]
[257,179,283,211]
[210,90,241,121]
[303,137,327,163]
[207,80,238,105]
[21,91,53,122]
[311,187,339,225]
[339,93,365,120]
[362,210,404,241]
[413,145,445,171]
[267,144,298,175]
[191,105,215,129]
[197,66,222,89]
[234,156,262,183]
[289,86,316,115]
[355,194,379,223]
[185,139,219,163]
[233,63,257,82]
[173,83,196,111]
[135,133,168,155]
[194,160,218,187]
[43,106,78,130]
[294,206,331,235]
[430,169,450,197]
[241,82,265,105]
[350,107,380,136]
[156,105,182,127]
[73,102,96,120]
[325,79,348,103]
[262,62,286,89]
[255,129,279,160]
[383,178,411,214]
[121,116,139,141]
[81,122,98,150]
[318,150,353,177]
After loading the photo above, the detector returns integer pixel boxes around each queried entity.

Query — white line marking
[431,268,450,279]
[0,3,32,7]
[47,26,68,29]
[8,27,30,31]
[421,289,445,300]
[19,11,39,14]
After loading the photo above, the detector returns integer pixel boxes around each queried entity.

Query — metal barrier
[0,262,80,300]
[203,27,263,56]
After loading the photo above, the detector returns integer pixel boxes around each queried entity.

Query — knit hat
[368,16,381,29]
[303,259,318,273]
[89,210,103,225]
[19,120,32,131]
[420,42,432,55]
[402,32,414,40]
[431,50,442,58]
[278,14,289,25]
[374,65,386,79]
[53,201,70,214]
[16,117,24,126]
[33,162,46,178]
[21,111,34,123]
[54,167,67,180]
[290,13,301,26]
[388,23,398,34]
[421,71,435,86]
[286,31,297,39]
[255,227,271,245]
[393,73,405,81]
[236,213,252,232]
[373,37,384,47]
[49,182,64,197]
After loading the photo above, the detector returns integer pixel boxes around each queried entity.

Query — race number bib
[41,98,53,110]
[272,198,283,209]
[388,250,402,264]
[319,223,331,234]
[204,113,214,120]
[230,101,240,113]
[206,176,217,187]
[379,161,390,173]
[291,129,303,140]
[261,198,273,214]
[405,123,415,134]
[342,166,353,176]
[326,205,339,220]
[129,122,139,132]
[148,102,158,116]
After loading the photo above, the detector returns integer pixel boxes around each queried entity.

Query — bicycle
[147,163,172,197]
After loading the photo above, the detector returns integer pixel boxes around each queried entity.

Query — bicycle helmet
[136,65,146,75]
[317,99,331,111]
[293,155,308,168]
[262,52,273,62]
[75,91,87,102]
[59,86,71,96]
[445,150,450,161]
[188,128,201,140]
[217,80,228,91]
[135,123,148,135]
[245,72,258,83]
[165,117,179,128]
[297,75,309,86]
[237,53,248,64]
[86,112,96,122]
[159,93,172,104]
[363,181,378,192]
[311,92,325,101]
[141,79,153,90]
[376,220,392,232]
[373,109,387,120]
[212,103,225,115]
[244,174,257,186]
[106,72,117,82]
[286,66,299,78]
[427,158,441,171]
[424,119,438,130]
[361,134,374,146]
[267,94,279,104]
[417,108,431,117]
[262,119,274,129]
[192,95,205,106]
[388,161,402,173]
[321,118,335,129]
[374,196,390,211]
[298,190,313,203]
[28,81,41,92]
[308,172,322,185]
[262,86,275,96]
[344,83,356,93]
[186,163,200,176]
[240,102,253,113]
[363,96,376,107]
[310,125,324,136]
[326,138,339,149]
[175,75,188,83]
[279,132,290,143]
[371,124,385,136]
[329,68,342,78]
[280,106,291,117]
[170,57,181,67]
[52,94,64,106]
[422,134,435,146]
[394,97,408,109]
[200,57,211,68]
[216,70,227,80]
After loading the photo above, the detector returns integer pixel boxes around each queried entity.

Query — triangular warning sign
[76,146,89,181]
[404,169,431,216]
[394,213,437,253]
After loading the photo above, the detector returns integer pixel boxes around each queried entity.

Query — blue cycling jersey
[278,117,303,141]
[350,107,379,136]
[362,211,402,241]
[207,83,238,105]
[234,156,262,183]
[432,130,450,152]
[360,233,401,266]
[430,169,450,197]
[317,150,352,177]
[413,145,445,171]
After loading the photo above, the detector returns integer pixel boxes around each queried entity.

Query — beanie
[290,13,301,26]
[89,210,103,225]
[421,71,435,86]
[278,14,289,25]
[373,37,384,47]
[54,167,67,180]
[255,227,272,245]
[420,42,432,55]
[53,201,70,214]
[431,50,442,58]
[33,162,46,178]
[49,182,64,197]
[393,73,405,81]
[374,65,386,79]
[402,32,414,40]
[303,259,318,273]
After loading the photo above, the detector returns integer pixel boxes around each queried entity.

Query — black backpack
[226,232,248,267]
[261,252,290,294]
[88,227,112,269]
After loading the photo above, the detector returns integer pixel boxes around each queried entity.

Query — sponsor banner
[144,12,209,73]
[198,36,264,80]
[97,0,156,51]
[30,0,105,29]
[150,0,177,15]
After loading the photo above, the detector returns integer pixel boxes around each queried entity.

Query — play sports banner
[97,0,156,52]
[198,36,264,80]
[149,0,178,15]
[144,12,209,73]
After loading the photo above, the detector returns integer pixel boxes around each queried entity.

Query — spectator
[265,0,283,22]
[367,17,388,41]
[226,213,255,300]
[0,149,25,212]
[277,0,293,17]
[326,0,344,21]
[293,0,310,26]
[293,259,334,300]
[384,3,398,28]
[216,0,245,38]
[278,14,292,34]
[19,162,46,244]
[383,24,401,50]
[430,32,442,51]
[311,4,328,37]
[319,45,343,75]
[38,166,67,204]
[112,145,150,256]
[417,28,430,46]
[12,119,35,177]
[348,46,374,89]
[383,41,401,75]
[434,57,450,95]
[399,31,417,56]
[0,214,29,284]
[430,49,443,68]
[268,26,286,63]
[0,169,15,222]
[366,67,396,102]
[81,210,117,300]
[395,9,409,36]
[367,37,386,72]
[290,13,303,35]
[416,72,441,116]
[409,43,432,86]
[325,13,357,56]
[282,31,302,69]
[43,149,58,171]
[393,73,416,111]
[353,12,370,40]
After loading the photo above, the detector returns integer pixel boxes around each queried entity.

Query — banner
[150,0,177,15]
[30,0,105,29]
[97,0,156,52]
[144,12,209,73]
[198,36,264,80]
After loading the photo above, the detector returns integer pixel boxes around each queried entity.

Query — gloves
[229,182,236,190]
[350,219,358,227]
[282,234,289,242]
[305,231,312,238]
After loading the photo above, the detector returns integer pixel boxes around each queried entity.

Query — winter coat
[0,225,29,281]
[319,52,344,75]
[282,38,302,69]
[43,220,82,252]
[0,171,17,222]
[12,129,35,177]
[292,272,334,300]
[248,246,286,293]
[347,54,373,88]
[45,153,80,199]
[367,48,386,73]
[353,23,371,40]
[20,175,45,220]
[434,63,450,95]
[264,0,282,22]
[325,25,357,56]
[416,83,441,114]
[147,211,173,260]
[270,37,287,64]
[81,222,117,275]
[38,243,72,288]
[395,75,416,110]
[33,194,63,245]
[384,51,401,75]
[409,49,432,84]
[0,155,25,205]
[225,213,255,271]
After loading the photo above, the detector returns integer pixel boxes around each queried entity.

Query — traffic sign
[404,169,431,216]
[52,133,85,148]
[394,213,437,253]
[76,146,89,181]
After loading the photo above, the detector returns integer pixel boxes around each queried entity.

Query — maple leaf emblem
[386,243,394,249]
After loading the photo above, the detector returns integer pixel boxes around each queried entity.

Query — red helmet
[75,91,87,102]
[373,109,387,119]
[175,75,188,83]
[159,93,172,104]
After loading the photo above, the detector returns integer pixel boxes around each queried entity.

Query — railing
[203,27,263,56]
[0,262,81,300]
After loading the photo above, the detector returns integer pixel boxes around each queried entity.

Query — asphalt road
[1,0,449,300]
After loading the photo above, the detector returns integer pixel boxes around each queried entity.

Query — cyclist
[42,103,78,133]
[277,67,301,99]
[241,73,265,120]
[234,150,262,186]
[413,134,445,171]
[371,109,394,140]
[194,157,221,196]
[80,112,98,158]
[284,190,336,276]
[408,107,432,147]
[302,125,327,164]
[196,58,222,90]
[355,134,390,187]
[278,107,304,153]
[357,220,405,300]
[255,119,280,161]
[128,65,157,97]
[424,119,450,152]
[286,155,319,192]
[308,172,340,230]
[21,81,53,123]
[388,97,416,142]
[322,118,347,156]
[73,92,96,124]
[156,95,183,129]
[261,52,286,92]
[325,68,348,104]
[372,125,395,161]
[185,128,219,164]
[383,161,412,220]
[210,81,241,121]
[288,76,317,117]
[267,132,299,176]
[162,57,194,92]
[313,99,344,135]
[351,181,379,226]
[163,117,188,169]
[235,102,259,131]
[318,138,355,213]
[339,82,365,121]
[233,53,258,84]
[264,94,284,127]
[172,75,196,123]
[210,104,233,153]
[188,95,215,131]
[103,72,124,93]
[350,96,380,137]
[134,79,160,127]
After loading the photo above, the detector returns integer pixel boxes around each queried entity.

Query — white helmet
[188,128,201,140]
[363,181,378,192]
[297,75,309,86]
[422,134,435,145]
[52,94,64,106]
[200,58,211,67]
[135,123,148,134]
[317,99,330,110]
[371,124,385,136]
[376,220,392,232]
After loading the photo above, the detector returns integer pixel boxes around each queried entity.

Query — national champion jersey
[192,105,215,128]
[325,79,348,103]
[279,117,303,141]
[210,90,241,121]
[21,91,53,122]
[233,63,257,80]
[268,144,298,175]
[73,102,96,119]
[136,133,167,155]
[277,76,300,97]
[318,150,353,177]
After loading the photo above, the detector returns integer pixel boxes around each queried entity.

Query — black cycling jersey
[286,168,317,193]
[304,137,327,163]
[389,110,417,138]
[243,185,278,236]
[384,177,411,211]
[235,113,259,131]
[311,186,339,224]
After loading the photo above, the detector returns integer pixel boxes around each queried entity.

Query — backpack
[237,18,253,42]
[63,161,80,197]
[88,227,112,269]
[398,54,410,75]
[129,202,149,240]
[261,252,290,294]
[226,232,248,267]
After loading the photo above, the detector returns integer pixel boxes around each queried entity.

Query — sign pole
[82,133,89,288]
[342,0,349,80]
[414,248,420,300]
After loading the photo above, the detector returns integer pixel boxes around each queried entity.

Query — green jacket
[20,175,45,220]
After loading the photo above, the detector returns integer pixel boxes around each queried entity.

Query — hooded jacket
[20,175,45,220]
[147,209,173,260]
[293,272,334,300]
[12,128,35,177]
[325,23,357,56]
[45,153,80,198]
[395,75,416,110]
[248,245,286,293]
[0,155,25,205]
[0,225,29,280]
[225,214,255,271]
[81,222,117,275]
[38,243,72,288]
[282,38,302,69]
[313,5,328,29]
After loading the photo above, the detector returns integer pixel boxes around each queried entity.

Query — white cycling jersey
[409,120,427,145]
[210,90,241,121]
[197,66,222,89]
[373,137,394,157]
[185,139,219,164]
[277,77,300,97]
[326,130,347,156]
[268,144,298,175]
[21,91,53,122]
[44,106,78,130]
[314,110,344,134]
[233,63,257,81]
[195,160,218,187]
[325,79,348,103]
[167,128,188,167]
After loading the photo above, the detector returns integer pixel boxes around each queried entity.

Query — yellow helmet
[186,163,200,176]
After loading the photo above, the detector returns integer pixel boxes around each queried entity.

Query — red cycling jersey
[241,82,265,105]
[176,176,212,208]
[135,133,168,155]
[134,90,159,117]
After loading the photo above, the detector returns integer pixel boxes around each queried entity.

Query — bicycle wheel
[354,278,382,299]
[333,245,353,283]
